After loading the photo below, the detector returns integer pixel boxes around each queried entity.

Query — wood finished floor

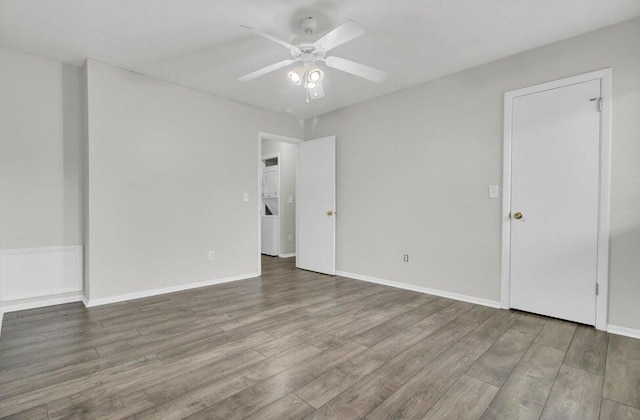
[1,256,639,419]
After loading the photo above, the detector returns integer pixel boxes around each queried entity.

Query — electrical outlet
[403,254,409,263]
[288,196,293,204]
[242,193,249,202]
[288,235,293,242]
[208,250,215,260]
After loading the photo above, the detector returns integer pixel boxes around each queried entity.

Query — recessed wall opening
[257,132,303,273]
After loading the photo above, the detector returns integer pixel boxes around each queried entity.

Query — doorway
[258,132,302,274]
[501,69,611,330]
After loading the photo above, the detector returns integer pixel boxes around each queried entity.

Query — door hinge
[590,97,602,112]
[595,283,599,296]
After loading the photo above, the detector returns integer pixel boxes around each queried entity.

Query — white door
[509,79,601,325]
[297,136,336,275]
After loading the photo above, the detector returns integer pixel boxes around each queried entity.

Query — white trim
[607,325,640,340]
[257,131,303,275]
[0,292,84,313]
[336,271,501,309]
[0,245,83,301]
[0,310,4,338]
[279,253,296,258]
[501,68,612,330]
[82,272,259,307]
[258,131,303,145]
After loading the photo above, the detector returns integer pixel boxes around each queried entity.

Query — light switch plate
[488,185,499,199]
[288,196,293,204]
[243,193,249,202]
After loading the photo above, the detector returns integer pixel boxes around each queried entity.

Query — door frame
[500,68,612,330]
[261,152,280,256]
[257,131,302,275]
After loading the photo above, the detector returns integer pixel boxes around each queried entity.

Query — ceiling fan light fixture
[307,68,324,83]
[287,66,305,85]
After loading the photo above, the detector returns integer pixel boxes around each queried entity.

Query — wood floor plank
[0,327,140,367]
[564,325,609,375]
[295,326,434,409]
[86,349,275,418]
[603,334,640,410]
[306,303,419,349]
[366,312,514,420]
[140,340,364,420]
[0,348,100,386]
[350,299,445,347]
[184,340,368,419]
[466,310,520,344]
[541,364,603,420]
[0,353,162,418]
[0,404,48,420]
[466,328,536,387]
[423,374,499,420]
[244,393,314,420]
[155,329,274,364]
[534,318,577,351]
[412,300,475,333]
[511,313,548,337]
[366,335,492,420]
[131,342,322,419]
[599,398,640,419]
[481,343,565,420]
[376,317,478,384]
[303,373,400,420]
[45,332,278,418]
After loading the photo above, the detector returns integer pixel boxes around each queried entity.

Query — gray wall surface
[0,47,84,250]
[305,18,640,330]
[85,60,302,300]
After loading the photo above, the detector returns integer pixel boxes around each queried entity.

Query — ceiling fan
[239,17,386,103]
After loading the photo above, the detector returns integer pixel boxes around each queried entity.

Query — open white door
[297,136,336,275]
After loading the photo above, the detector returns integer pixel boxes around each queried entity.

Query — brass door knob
[513,212,523,220]
[327,210,335,216]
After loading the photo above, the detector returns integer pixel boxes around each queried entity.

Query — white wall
[85,60,302,301]
[0,47,84,249]
[262,140,297,256]
[0,47,84,308]
[306,18,640,331]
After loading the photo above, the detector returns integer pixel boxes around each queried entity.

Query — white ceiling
[1,0,639,118]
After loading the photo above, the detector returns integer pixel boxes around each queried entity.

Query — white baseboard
[335,270,502,309]
[83,272,260,307]
[0,292,84,313]
[0,311,3,338]
[279,253,296,258]
[607,324,640,340]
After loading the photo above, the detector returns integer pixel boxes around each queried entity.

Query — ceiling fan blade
[240,25,299,52]
[324,56,386,83]
[314,20,366,52]
[239,59,298,81]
